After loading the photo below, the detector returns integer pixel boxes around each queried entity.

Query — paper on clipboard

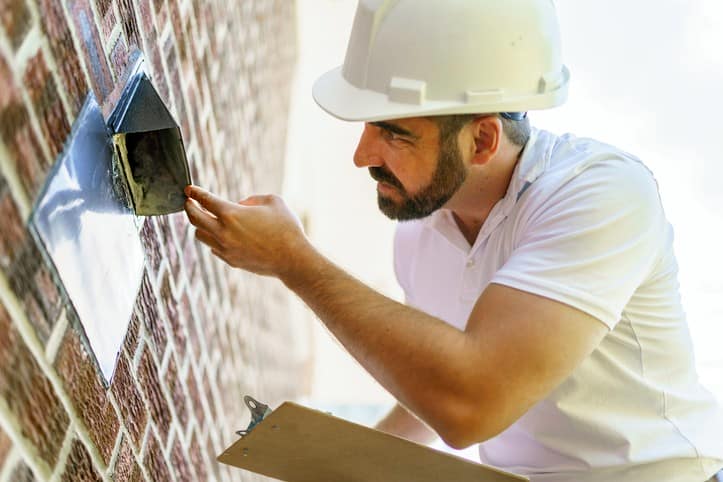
[218,397,528,482]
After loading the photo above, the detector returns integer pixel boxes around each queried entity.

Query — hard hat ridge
[313,0,570,122]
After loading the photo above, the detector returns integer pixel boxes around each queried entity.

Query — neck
[446,143,524,245]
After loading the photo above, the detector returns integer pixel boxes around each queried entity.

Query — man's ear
[470,116,502,166]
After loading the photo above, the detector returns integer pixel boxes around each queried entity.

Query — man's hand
[184,185,311,278]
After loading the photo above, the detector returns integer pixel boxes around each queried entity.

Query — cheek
[397,160,437,194]
[386,163,416,193]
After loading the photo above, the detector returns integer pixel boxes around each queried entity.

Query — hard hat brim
[312,66,569,122]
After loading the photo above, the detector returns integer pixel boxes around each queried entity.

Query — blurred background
[282,0,723,452]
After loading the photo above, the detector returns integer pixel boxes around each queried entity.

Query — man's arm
[184,187,608,448]
[375,403,438,445]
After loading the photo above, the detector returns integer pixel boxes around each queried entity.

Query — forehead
[377,116,440,139]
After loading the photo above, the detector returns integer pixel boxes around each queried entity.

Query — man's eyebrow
[370,121,419,139]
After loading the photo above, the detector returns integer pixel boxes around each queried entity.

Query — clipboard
[218,396,528,482]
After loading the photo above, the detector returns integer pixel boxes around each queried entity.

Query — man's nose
[353,124,384,168]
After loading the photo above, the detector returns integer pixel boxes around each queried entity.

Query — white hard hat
[313,0,570,122]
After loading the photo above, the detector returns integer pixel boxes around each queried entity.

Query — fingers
[185,197,222,233]
[185,185,235,216]
[196,229,236,267]
[194,228,221,250]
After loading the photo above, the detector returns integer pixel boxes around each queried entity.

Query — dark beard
[372,139,467,221]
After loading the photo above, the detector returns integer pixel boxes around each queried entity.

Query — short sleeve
[491,158,665,329]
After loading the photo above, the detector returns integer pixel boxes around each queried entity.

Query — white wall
[283,0,723,407]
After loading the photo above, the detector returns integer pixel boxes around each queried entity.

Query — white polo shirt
[393,128,723,482]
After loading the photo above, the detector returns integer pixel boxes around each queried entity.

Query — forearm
[281,245,483,445]
[375,403,438,445]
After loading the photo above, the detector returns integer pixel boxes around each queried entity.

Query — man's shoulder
[532,129,657,200]
[545,130,647,173]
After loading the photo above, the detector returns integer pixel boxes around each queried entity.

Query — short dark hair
[431,113,531,148]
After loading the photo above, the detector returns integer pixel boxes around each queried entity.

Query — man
[185,1,723,480]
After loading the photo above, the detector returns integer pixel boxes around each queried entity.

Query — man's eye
[383,130,407,143]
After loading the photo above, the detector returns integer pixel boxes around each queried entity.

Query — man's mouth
[377,181,398,195]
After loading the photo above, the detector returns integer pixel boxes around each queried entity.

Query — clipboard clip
[236,395,273,437]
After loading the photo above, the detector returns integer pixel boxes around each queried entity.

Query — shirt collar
[508,127,552,203]
[423,127,554,231]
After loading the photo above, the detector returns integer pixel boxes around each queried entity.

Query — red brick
[109,355,147,450]
[163,353,187,427]
[181,233,198,284]
[157,216,180,280]
[177,80,197,141]
[191,63,207,145]
[178,290,201,359]
[21,294,50,343]
[67,0,113,100]
[185,364,205,431]
[0,181,27,272]
[109,33,130,81]
[0,305,69,467]
[190,0,203,40]
[170,75,186,137]
[23,51,70,161]
[201,3,216,58]
[33,263,60,308]
[9,243,58,343]
[94,0,113,20]
[30,263,61,331]
[136,346,172,444]
[8,460,35,481]
[60,439,102,482]
[200,365,216,421]
[110,435,142,482]
[194,244,214,296]
[139,219,162,275]
[0,2,302,482]
[163,35,181,109]
[0,56,47,199]
[205,430,222,481]
[170,434,192,482]
[38,0,88,117]
[136,272,167,356]
[152,0,167,31]
[170,4,186,66]
[0,425,12,470]
[159,271,186,359]
[54,326,119,464]
[143,431,171,482]
[0,53,12,106]
[189,430,207,482]
[0,0,32,51]
[95,0,116,39]
[136,0,155,47]
[149,43,169,105]
[122,311,141,357]
[169,210,187,246]
[116,0,141,47]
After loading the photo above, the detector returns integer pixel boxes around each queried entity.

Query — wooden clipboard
[218,401,528,482]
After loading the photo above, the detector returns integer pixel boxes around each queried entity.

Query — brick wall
[0,0,308,481]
